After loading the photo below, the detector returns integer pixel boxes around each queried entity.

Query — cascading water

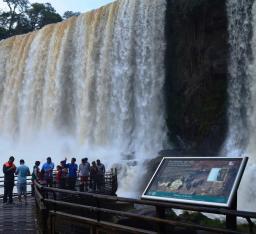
[0,0,168,196]
[225,0,256,211]
[223,0,252,156]
[240,0,256,212]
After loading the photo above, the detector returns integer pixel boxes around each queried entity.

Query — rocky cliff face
[165,0,228,154]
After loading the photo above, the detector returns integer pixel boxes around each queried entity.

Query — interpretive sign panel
[142,157,248,207]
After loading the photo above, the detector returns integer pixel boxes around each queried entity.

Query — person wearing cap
[41,157,54,187]
[3,156,16,204]
[79,158,90,192]
[31,161,40,196]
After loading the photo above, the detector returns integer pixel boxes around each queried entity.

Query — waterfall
[240,0,256,212]
[0,0,167,196]
[223,0,252,156]
[225,0,256,211]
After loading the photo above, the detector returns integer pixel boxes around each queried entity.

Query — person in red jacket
[3,156,16,204]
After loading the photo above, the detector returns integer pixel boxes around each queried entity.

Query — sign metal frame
[142,157,248,207]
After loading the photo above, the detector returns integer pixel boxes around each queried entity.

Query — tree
[13,12,31,35]
[0,0,63,40]
[0,26,8,40]
[26,3,62,30]
[63,11,80,20]
[2,0,29,31]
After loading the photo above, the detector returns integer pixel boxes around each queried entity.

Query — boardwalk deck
[0,197,39,233]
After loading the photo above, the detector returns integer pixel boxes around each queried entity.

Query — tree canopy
[0,0,78,40]
[27,3,62,30]
[62,11,80,20]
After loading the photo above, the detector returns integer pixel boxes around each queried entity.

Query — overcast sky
[0,0,116,15]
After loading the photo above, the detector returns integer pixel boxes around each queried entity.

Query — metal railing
[34,180,256,234]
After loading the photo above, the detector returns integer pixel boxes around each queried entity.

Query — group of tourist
[3,156,30,204]
[2,156,106,204]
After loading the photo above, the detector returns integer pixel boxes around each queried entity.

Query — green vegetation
[0,0,81,40]
[166,210,255,233]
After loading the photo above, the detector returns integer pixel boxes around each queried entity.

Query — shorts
[80,176,89,182]
[17,182,27,195]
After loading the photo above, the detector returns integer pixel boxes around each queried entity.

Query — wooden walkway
[0,197,39,233]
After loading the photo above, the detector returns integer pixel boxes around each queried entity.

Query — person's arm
[15,167,19,175]
[27,168,31,176]
[75,164,78,176]
[103,164,105,174]
[36,168,40,179]
[3,164,15,173]
[3,165,6,174]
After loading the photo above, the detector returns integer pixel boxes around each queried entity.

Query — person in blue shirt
[15,159,30,202]
[41,157,54,187]
[63,158,78,190]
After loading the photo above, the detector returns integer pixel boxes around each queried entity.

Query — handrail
[50,211,156,234]
[44,199,244,234]
[41,185,256,219]
[34,180,256,234]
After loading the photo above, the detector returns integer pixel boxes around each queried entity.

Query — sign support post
[226,191,237,230]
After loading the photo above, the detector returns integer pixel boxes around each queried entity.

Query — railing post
[111,168,118,195]
[96,196,101,222]
[226,192,237,230]
[156,206,165,234]
[34,182,49,234]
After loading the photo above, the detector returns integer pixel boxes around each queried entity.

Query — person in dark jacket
[3,156,16,204]
[96,159,105,192]
[90,161,98,192]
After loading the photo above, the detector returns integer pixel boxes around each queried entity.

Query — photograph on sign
[142,157,247,207]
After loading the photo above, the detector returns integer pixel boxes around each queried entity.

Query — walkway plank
[0,197,39,233]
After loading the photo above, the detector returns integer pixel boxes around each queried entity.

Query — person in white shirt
[79,158,90,192]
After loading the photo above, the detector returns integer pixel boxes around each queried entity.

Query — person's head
[92,161,96,166]
[57,165,61,171]
[71,158,76,164]
[47,157,51,163]
[96,159,100,165]
[82,157,88,164]
[9,156,15,163]
[20,159,25,165]
[60,160,65,167]
[35,161,40,166]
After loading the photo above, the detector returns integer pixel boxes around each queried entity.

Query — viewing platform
[0,196,38,233]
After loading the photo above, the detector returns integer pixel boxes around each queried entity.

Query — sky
[0,0,116,15]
